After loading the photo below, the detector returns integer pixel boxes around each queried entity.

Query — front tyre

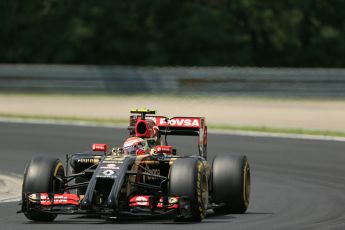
[169,158,208,222]
[212,155,250,214]
[22,156,65,221]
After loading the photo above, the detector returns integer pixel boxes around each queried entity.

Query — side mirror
[92,144,108,154]
[156,145,173,155]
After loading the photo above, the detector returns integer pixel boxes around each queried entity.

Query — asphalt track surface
[1,122,345,230]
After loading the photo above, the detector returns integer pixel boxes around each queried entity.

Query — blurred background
[0,0,345,134]
[2,0,345,66]
[2,2,345,228]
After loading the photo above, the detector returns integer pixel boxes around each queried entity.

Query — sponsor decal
[102,170,114,176]
[77,158,100,164]
[97,174,117,178]
[140,116,201,127]
[103,160,123,164]
[129,195,179,209]
[156,145,173,154]
[104,156,123,161]
[129,195,150,207]
[145,116,157,123]
[92,144,107,152]
[136,196,149,206]
[157,196,179,209]
[40,193,79,206]
[157,118,200,127]
[100,163,118,169]
[100,166,120,170]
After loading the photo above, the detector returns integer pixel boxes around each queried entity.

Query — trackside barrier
[0,64,345,97]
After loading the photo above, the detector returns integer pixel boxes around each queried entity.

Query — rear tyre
[169,158,208,222]
[212,155,250,214]
[22,156,65,221]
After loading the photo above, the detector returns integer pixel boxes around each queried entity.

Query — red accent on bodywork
[129,195,151,207]
[156,197,179,209]
[129,195,179,209]
[92,143,108,152]
[156,145,173,155]
[40,193,80,206]
[130,115,207,155]
[135,149,146,155]
[131,115,205,129]
[135,119,157,138]
[152,117,201,128]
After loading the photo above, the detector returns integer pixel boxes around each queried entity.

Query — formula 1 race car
[20,109,250,222]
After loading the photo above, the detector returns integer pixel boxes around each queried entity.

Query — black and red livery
[20,109,250,222]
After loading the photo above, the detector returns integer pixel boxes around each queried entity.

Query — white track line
[0,173,22,203]
[1,117,345,142]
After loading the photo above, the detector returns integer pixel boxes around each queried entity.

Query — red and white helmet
[123,137,149,155]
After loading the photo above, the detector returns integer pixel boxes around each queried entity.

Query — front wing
[20,192,192,219]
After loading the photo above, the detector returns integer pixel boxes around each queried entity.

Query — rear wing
[129,115,207,159]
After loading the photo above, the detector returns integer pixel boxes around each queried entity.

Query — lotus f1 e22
[20,109,250,222]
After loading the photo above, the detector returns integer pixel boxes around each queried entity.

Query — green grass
[1,113,345,138]
[209,124,345,138]
[0,113,128,125]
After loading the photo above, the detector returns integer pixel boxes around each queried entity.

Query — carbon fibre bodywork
[22,152,208,219]
[20,109,250,221]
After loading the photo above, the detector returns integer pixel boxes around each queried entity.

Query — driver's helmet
[123,137,149,155]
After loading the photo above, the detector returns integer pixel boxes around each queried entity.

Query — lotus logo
[103,170,114,176]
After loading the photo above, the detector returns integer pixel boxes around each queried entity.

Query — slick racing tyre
[212,155,250,214]
[22,156,65,221]
[169,158,208,222]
